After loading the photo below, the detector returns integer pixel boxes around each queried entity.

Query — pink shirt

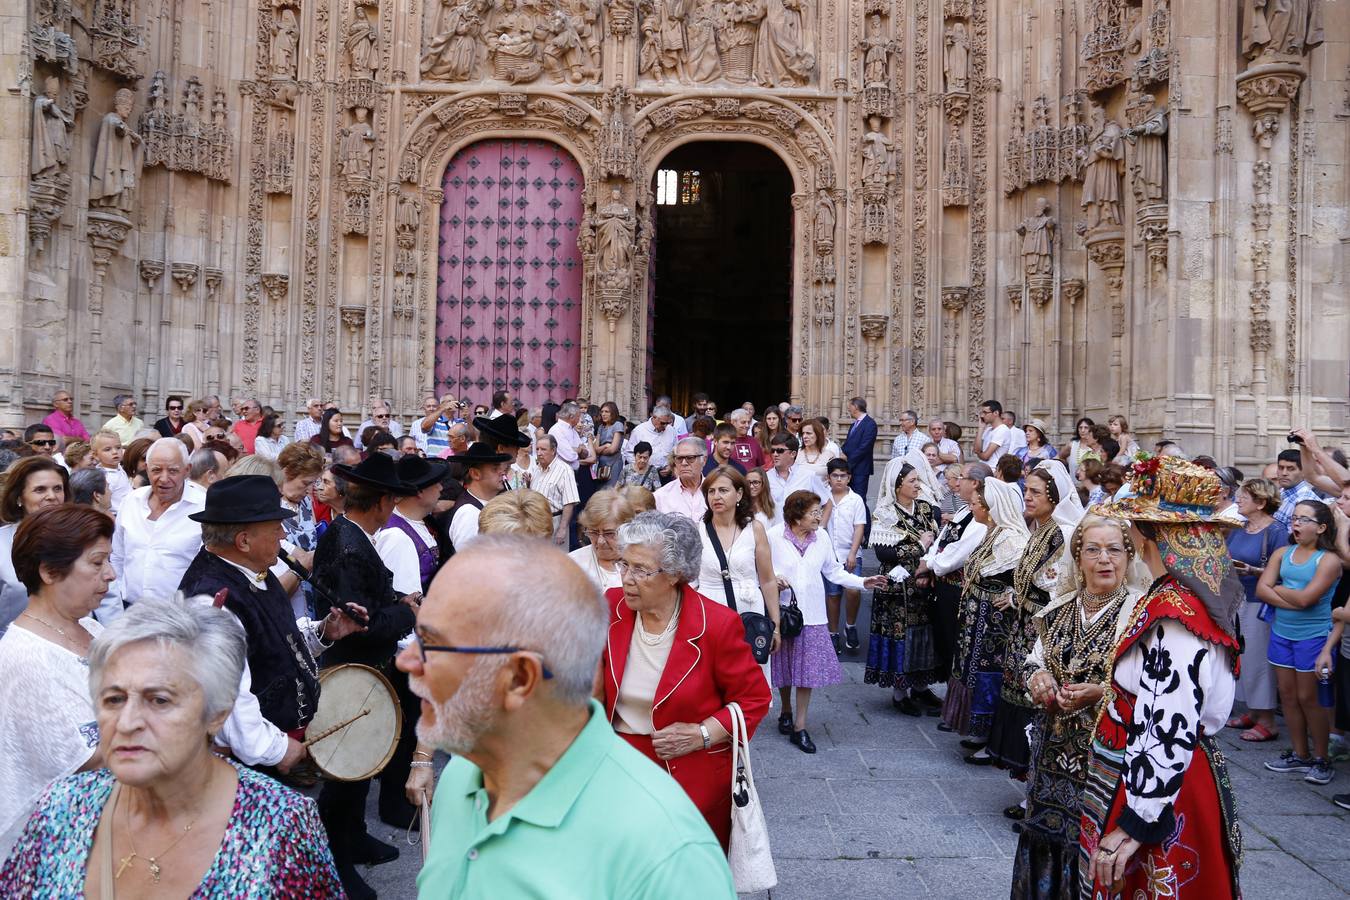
[43,410,89,444]
[234,418,263,454]
[653,479,707,521]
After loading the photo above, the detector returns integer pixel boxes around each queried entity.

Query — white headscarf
[978,477,1031,577]
[1034,458,1085,547]
[870,452,938,548]
[902,447,941,507]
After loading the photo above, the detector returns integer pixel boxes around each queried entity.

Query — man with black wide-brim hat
[437,441,513,553]
[311,453,419,898]
[473,413,532,456]
[179,475,367,781]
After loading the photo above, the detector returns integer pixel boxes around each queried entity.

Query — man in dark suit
[311,454,419,900]
[841,396,877,501]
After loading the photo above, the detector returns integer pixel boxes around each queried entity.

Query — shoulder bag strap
[704,518,739,613]
[1259,526,1271,567]
[96,782,121,900]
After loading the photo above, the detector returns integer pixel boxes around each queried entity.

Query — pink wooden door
[435,139,584,410]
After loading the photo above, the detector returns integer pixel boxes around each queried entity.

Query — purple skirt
[772,624,844,689]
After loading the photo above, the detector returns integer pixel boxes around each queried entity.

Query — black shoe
[845,624,861,651]
[964,751,994,766]
[892,696,923,717]
[960,738,987,750]
[351,833,400,866]
[1003,804,1026,820]
[790,729,817,754]
[336,861,377,900]
[936,721,954,733]
[913,689,942,708]
[831,632,842,655]
[1334,794,1350,811]
[778,712,794,735]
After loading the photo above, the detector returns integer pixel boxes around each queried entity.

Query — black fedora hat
[396,453,450,490]
[190,475,299,524]
[333,452,419,495]
[457,441,513,466]
[473,415,531,449]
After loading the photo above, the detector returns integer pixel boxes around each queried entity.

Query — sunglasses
[167,405,183,411]
[770,447,791,454]
[30,439,57,447]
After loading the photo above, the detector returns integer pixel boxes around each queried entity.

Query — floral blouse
[0,761,342,897]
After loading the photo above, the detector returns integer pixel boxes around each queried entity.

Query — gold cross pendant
[115,854,136,879]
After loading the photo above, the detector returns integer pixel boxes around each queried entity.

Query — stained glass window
[656,169,701,205]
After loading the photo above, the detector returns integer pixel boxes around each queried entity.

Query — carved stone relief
[1016,198,1055,306]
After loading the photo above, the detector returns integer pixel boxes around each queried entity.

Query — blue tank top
[1272,548,1335,641]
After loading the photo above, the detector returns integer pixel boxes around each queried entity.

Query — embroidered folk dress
[865,498,940,691]
[0,761,342,896]
[987,521,1066,776]
[1077,576,1242,900]
[1011,587,1138,900]
[940,532,1017,738]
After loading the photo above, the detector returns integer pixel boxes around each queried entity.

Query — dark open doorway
[649,141,793,414]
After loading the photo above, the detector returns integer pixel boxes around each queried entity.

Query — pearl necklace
[637,599,680,646]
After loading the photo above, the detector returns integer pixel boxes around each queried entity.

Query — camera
[1287,432,1304,445]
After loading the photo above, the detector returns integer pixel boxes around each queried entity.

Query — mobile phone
[1288,432,1304,445]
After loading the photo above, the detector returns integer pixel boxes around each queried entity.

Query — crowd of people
[0,385,1346,899]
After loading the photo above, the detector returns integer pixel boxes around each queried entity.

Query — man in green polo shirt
[397,534,736,899]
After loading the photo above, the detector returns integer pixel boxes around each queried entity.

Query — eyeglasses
[674,454,703,463]
[412,633,553,677]
[584,528,619,542]
[1081,546,1127,559]
[1290,515,1319,526]
[29,439,57,447]
[615,560,665,580]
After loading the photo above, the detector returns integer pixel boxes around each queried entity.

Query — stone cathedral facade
[2,0,1346,465]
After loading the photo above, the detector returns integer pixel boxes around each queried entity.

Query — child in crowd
[1259,500,1343,786]
[823,458,868,654]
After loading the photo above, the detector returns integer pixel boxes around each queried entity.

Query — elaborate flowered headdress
[1091,455,1233,526]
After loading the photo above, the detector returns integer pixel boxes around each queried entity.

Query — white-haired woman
[0,598,342,895]
[600,511,771,849]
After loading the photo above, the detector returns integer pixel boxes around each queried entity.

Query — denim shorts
[1268,632,1325,673]
[824,557,863,597]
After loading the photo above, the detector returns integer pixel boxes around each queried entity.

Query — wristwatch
[699,724,711,750]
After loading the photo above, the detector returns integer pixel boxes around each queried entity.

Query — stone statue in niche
[861,122,894,188]
[813,189,835,247]
[487,0,543,83]
[1124,94,1167,203]
[568,0,604,73]
[1016,198,1056,277]
[345,6,380,79]
[541,7,590,82]
[859,14,893,85]
[340,107,376,178]
[1079,104,1125,230]
[1241,0,1323,60]
[683,0,722,82]
[90,88,143,215]
[396,192,422,240]
[32,76,73,179]
[596,188,635,277]
[652,0,688,81]
[422,0,488,80]
[716,0,767,84]
[943,21,969,92]
[755,0,814,86]
[272,8,300,78]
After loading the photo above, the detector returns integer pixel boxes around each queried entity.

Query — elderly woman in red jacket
[601,510,771,849]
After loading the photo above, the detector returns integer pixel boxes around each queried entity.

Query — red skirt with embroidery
[1082,742,1238,900]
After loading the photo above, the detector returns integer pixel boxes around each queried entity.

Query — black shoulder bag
[704,519,776,664]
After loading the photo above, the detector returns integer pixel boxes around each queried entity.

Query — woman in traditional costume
[1013,514,1142,899]
[941,477,1029,749]
[1077,456,1243,900]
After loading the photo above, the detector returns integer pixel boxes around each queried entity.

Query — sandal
[1226,713,1255,730]
[1240,723,1279,742]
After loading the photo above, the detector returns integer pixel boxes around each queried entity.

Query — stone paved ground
[359,583,1350,899]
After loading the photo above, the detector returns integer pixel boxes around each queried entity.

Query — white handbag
[726,702,777,893]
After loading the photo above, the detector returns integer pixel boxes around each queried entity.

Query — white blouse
[0,619,103,860]
[569,545,623,591]
[793,442,841,481]
[766,524,867,626]
[695,525,766,617]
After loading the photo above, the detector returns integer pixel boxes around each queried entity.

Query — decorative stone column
[203,268,224,396]
[1087,233,1127,409]
[859,314,888,406]
[260,272,290,403]
[1236,60,1304,453]
[170,263,200,390]
[86,212,132,399]
[940,287,968,417]
[341,305,366,408]
[1062,278,1085,424]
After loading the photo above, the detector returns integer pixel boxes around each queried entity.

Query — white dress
[0,619,103,860]
[695,525,771,684]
